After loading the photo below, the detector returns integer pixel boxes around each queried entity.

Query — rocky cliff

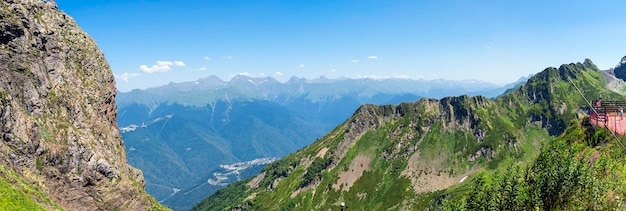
[613,55,626,80]
[0,0,165,210]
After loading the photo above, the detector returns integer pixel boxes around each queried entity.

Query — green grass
[441,118,626,210]
[0,165,63,210]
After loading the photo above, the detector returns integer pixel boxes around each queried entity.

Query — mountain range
[116,74,526,210]
[193,58,626,210]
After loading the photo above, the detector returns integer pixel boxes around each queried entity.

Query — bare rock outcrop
[613,55,626,81]
[0,0,164,210]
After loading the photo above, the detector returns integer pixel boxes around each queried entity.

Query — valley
[115,75,520,210]
[208,157,277,186]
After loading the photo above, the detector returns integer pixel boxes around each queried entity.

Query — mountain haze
[193,58,626,210]
[117,75,513,108]
[0,0,165,210]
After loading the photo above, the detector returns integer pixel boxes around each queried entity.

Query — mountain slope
[119,100,324,210]
[0,1,165,210]
[442,117,626,210]
[116,73,527,209]
[192,58,623,210]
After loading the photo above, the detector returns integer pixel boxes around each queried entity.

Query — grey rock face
[0,0,163,210]
[613,55,626,80]
[619,56,626,67]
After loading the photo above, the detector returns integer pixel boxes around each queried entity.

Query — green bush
[299,157,332,188]
[444,119,626,210]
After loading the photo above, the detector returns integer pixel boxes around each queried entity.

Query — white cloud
[114,72,141,82]
[350,59,359,63]
[274,71,284,76]
[355,74,411,80]
[139,60,185,73]
[189,67,208,72]
[299,64,305,68]
[330,69,337,72]
[367,56,378,60]
[230,72,251,77]
[223,55,233,59]
[204,56,212,61]
[485,46,491,50]
[174,61,185,67]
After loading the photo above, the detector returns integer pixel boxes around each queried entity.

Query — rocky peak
[583,58,599,71]
[286,76,306,84]
[343,95,490,138]
[618,56,626,68]
[197,75,225,85]
[523,60,598,104]
[614,55,626,81]
[0,0,164,210]
[331,95,490,166]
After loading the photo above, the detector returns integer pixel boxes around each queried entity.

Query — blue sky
[55,0,626,92]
